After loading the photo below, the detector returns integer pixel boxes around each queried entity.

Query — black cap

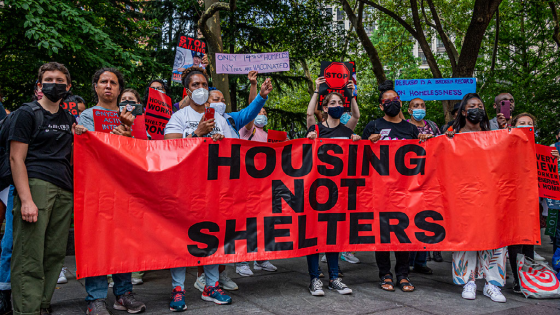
[451,102,461,115]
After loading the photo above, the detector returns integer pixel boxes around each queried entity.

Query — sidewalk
[52,243,559,314]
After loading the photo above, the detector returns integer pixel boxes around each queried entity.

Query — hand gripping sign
[319,61,354,112]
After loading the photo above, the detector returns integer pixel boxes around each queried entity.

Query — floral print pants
[452,248,507,287]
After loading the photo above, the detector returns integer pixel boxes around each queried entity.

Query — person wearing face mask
[164,67,233,310]
[362,80,431,294]
[206,71,272,139]
[305,91,360,297]
[406,98,442,270]
[142,79,172,110]
[445,93,507,303]
[507,113,557,293]
[306,77,360,131]
[6,62,78,315]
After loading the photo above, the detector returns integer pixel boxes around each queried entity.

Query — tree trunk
[550,1,560,48]
[454,0,502,77]
[201,0,232,111]
[341,0,386,84]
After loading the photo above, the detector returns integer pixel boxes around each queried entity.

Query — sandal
[398,278,415,292]
[379,274,395,291]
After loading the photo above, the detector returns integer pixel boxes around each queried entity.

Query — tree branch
[358,0,418,38]
[426,0,458,70]
[420,0,436,28]
[340,0,358,62]
[479,8,499,93]
[198,1,230,50]
[549,1,560,48]
[410,0,442,78]
[341,0,386,84]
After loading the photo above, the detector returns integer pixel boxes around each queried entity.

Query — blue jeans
[307,253,338,280]
[85,273,132,301]
[170,264,220,290]
[0,186,14,290]
[409,251,427,268]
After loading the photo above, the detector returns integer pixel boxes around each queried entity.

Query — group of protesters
[0,61,557,315]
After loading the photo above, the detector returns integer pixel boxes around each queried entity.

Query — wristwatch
[191,132,199,138]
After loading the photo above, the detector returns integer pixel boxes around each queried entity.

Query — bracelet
[314,91,318,94]
[191,132,199,138]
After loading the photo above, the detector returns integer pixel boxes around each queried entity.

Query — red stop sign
[324,63,350,89]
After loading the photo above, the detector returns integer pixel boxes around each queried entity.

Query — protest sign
[319,61,354,112]
[61,101,78,116]
[535,144,560,200]
[145,88,172,140]
[74,128,539,278]
[215,52,290,74]
[172,35,207,83]
[93,109,120,133]
[394,78,477,101]
[545,209,559,236]
[267,130,287,143]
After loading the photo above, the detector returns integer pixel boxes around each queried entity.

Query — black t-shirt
[8,102,76,191]
[362,118,419,140]
[307,123,354,139]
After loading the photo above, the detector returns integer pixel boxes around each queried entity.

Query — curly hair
[181,66,208,89]
[378,80,394,103]
[91,68,124,103]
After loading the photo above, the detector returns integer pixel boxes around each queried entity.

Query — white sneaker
[236,264,253,277]
[483,283,506,303]
[461,281,476,300]
[57,267,68,284]
[254,260,277,272]
[309,278,324,296]
[219,271,238,291]
[534,252,546,261]
[341,252,360,264]
[321,255,327,263]
[131,277,143,285]
[194,273,206,292]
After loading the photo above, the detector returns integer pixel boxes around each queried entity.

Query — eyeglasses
[382,96,400,104]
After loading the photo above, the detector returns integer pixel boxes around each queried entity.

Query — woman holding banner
[305,90,360,296]
[447,93,507,303]
[164,66,232,310]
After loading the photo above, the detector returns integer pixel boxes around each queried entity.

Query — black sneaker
[513,281,522,294]
[433,251,443,262]
[0,290,11,315]
[412,266,433,274]
[328,278,352,295]
[114,292,146,313]
[87,300,112,315]
[309,278,324,296]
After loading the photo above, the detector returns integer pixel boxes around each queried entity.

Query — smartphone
[500,100,511,120]
[204,107,215,120]
[118,102,143,117]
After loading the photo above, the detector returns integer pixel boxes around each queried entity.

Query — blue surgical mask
[412,109,426,121]
[340,112,351,125]
[327,106,345,119]
[517,125,532,128]
[254,115,268,128]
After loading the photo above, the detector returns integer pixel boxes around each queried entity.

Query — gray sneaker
[113,292,146,313]
[87,300,112,315]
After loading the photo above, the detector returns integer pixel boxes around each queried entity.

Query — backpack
[425,119,440,135]
[0,102,48,191]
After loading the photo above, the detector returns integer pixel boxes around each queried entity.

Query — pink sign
[215,52,290,74]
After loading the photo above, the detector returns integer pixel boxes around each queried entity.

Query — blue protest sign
[547,198,560,210]
[395,78,477,101]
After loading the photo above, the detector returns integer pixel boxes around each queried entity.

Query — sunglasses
[382,96,400,105]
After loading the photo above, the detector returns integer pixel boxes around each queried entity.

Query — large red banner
[74,128,540,278]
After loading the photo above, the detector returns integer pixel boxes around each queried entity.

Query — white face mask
[209,102,226,116]
[188,88,209,105]
[254,115,268,128]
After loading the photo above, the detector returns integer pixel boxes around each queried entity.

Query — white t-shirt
[164,105,232,138]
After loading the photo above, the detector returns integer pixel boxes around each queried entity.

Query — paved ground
[52,237,560,315]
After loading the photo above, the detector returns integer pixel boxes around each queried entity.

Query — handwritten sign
[145,89,172,140]
[395,78,476,101]
[267,130,287,143]
[536,144,560,200]
[215,52,290,74]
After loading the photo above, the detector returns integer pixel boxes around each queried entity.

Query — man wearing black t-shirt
[8,62,76,315]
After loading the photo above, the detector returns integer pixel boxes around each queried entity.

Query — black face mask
[466,108,485,124]
[41,83,68,102]
[383,100,401,117]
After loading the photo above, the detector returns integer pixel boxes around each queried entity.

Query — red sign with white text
[145,89,172,140]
